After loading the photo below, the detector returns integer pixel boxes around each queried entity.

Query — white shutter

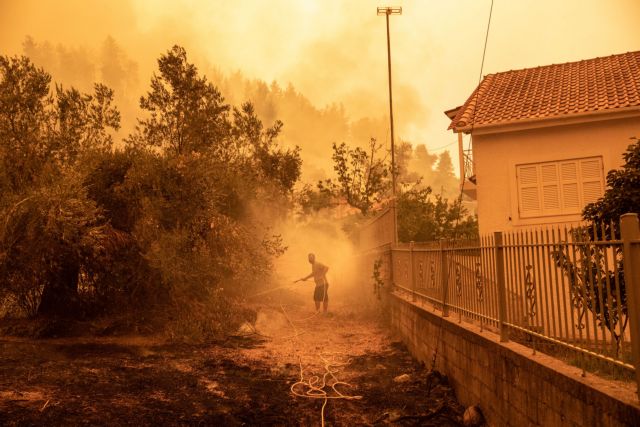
[540,164,560,212]
[517,165,540,216]
[516,156,604,219]
[519,165,538,185]
[560,161,580,212]
[580,158,604,205]
[521,187,540,212]
[562,183,580,209]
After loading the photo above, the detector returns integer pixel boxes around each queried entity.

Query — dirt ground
[0,293,466,426]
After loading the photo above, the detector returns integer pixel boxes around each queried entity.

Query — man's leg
[315,301,320,311]
[323,284,328,313]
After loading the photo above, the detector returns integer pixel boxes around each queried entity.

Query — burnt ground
[0,299,466,426]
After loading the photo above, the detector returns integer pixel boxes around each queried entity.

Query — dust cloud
[270,211,369,312]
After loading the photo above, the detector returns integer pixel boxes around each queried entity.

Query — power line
[427,140,457,152]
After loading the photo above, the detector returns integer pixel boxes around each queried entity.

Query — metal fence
[359,209,640,396]
[358,201,396,253]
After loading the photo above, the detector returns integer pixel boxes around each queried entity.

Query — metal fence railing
[358,200,396,253]
[359,211,640,397]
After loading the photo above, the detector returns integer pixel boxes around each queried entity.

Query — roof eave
[444,106,462,120]
[451,105,640,135]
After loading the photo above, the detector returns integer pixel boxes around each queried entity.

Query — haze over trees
[17,35,463,194]
[0,46,299,337]
[0,37,475,332]
[299,137,478,242]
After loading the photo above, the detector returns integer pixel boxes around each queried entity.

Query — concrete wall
[387,291,640,426]
[473,116,639,234]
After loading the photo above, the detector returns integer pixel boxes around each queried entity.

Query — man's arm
[294,272,314,283]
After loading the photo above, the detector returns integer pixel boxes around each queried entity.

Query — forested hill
[20,36,459,197]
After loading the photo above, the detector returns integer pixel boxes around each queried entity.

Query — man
[294,253,329,313]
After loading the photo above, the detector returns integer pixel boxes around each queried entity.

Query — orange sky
[1,0,639,174]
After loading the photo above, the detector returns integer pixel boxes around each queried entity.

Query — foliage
[432,151,458,198]
[0,46,300,336]
[396,142,458,198]
[127,46,229,156]
[551,228,627,354]
[317,138,477,243]
[396,184,478,242]
[0,54,122,317]
[120,46,300,329]
[230,102,301,193]
[582,138,640,234]
[551,138,640,355]
[0,171,123,316]
[323,138,390,215]
[395,141,420,186]
[295,183,336,215]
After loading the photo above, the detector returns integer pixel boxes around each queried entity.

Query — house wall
[473,116,639,235]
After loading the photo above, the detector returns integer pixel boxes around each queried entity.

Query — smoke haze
[3,0,638,180]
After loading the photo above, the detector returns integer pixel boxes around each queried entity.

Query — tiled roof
[448,50,640,132]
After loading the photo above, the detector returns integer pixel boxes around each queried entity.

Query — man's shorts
[313,284,328,302]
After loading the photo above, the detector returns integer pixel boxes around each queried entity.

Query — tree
[396,141,420,186]
[582,138,640,230]
[0,173,125,316]
[120,46,299,334]
[295,183,336,215]
[396,184,478,242]
[432,151,458,198]
[230,102,301,193]
[0,54,121,316]
[0,47,300,334]
[326,138,390,215]
[411,144,437,186]
[552,138,640,355]
[0,55,120,194]
[0,55,52,192]
[129,46,300,194]
[100,36,138,100]
[53,83,121,160]
[128,45,230,156]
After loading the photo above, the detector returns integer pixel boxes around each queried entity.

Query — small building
[446,51,640,235]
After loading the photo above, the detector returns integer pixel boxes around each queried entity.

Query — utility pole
[377,6,401,196]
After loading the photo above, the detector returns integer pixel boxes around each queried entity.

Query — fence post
[410,241,416,302]
[494,231,509,342]
[391,197,398,247]
[620,213,640,398]
[441,239,450,317]
[388,248,395,293]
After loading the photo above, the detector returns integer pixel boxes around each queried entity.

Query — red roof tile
[448,51,640,132]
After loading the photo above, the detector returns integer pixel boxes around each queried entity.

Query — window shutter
[560,162,580,211]
[580,158,603,205]
[517,165,540,216]
[521,187,540,212]
[540,164,560,212]
[516,156,604,219]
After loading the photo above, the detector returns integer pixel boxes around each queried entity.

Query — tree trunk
[37,261,80,317]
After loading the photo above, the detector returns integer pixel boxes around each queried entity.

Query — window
[516,157,604,218]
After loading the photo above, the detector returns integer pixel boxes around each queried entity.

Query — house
[446,51,640,235]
